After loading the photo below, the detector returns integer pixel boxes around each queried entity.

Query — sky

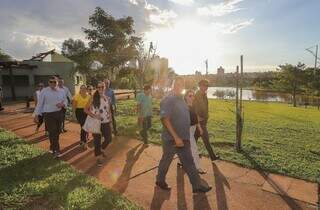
[0,0,320,75]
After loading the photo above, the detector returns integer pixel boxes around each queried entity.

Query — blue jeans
[140,116,152,143]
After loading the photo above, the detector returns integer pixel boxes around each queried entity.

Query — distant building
[195,70,202,76]
[0,49,86,100]
[217,66,225,76]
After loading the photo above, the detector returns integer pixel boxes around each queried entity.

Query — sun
[145,19,224,74]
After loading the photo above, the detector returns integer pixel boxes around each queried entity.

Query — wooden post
[239,55,244,148]
[235,65,240,151]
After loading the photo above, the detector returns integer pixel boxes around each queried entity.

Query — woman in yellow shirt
[73,84,91,148]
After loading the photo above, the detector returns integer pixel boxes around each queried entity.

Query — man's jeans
[140,116,152,143]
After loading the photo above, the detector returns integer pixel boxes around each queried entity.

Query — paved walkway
[0,103,318,210]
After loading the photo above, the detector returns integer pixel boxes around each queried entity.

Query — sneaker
[156,181,171,191]
[80,142,87,150]
[53,152,61,158]
[48,150,54,154]
[193,186,212,194]
[177,162,183,168]
[197,169,207,175]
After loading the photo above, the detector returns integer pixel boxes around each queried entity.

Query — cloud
[128,0,178,28]
[213,18,254,34]
[197,0,244,17]
[3,32,62,60]
[169,0,195,6]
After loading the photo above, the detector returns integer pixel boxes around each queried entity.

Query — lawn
[0,128,143,210]
[117,99,320,183]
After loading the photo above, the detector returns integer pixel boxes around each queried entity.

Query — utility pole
[235,55,244,151]
[306,44,320,108]
[205,59,208,75]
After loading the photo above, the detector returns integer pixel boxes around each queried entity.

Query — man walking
[156,77,212,193]
[137,85,152,144]
[104,79,117,136]
[58,78,72,132]
[34,76,67,158]
[194,79,219,161]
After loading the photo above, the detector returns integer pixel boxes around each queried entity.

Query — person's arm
[34,90,45,122]
[84,98,100,119]
[161,117,184,147]
[112,90,116,109]
[34,92,38,107]
[72,96,77,117]
[194,93,204,121]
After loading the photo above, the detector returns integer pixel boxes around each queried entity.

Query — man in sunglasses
[34,76,67,158]
[194,79,219,161]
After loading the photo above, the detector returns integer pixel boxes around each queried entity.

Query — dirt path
[0,103,318,210]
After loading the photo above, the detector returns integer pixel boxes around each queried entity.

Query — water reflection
[207,87,296,103]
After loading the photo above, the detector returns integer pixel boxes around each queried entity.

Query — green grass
[117,99,320,183]
[0,128,143,210]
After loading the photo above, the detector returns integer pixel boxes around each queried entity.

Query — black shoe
[0,107,4,111]
[156,181,171,191]
[193,186,212,194]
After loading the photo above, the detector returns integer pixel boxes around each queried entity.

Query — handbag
[82,115,101,134]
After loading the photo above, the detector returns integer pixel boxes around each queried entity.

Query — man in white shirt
[58,78,72,132]
[34,76,67,158]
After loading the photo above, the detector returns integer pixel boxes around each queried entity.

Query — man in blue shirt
[104,79,117,135]
[34,76,67,158]
[136,85,152,144]
[156,77,212,193]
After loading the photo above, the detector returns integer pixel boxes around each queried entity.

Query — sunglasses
[49,80,57,84]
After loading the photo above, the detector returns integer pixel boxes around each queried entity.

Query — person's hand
[56,102,65,108]
[34,116,39,124]
[174,137,184,148]
[138,116,144,126]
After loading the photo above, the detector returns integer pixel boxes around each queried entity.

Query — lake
[207,87,295,103]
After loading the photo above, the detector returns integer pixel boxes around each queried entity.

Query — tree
[83,7,141,78]
[61,38,97,84]
[277,63,306,107]
[0,49,11,61]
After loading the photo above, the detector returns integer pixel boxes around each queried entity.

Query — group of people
[33,75,217,194]
[33,76,117,166]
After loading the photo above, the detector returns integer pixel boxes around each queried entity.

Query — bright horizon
[0,0,320,74]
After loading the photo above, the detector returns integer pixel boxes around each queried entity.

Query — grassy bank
[117,99,320,183]
[0,128,143,210]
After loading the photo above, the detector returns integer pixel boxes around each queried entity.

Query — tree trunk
[293,88,296,107]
